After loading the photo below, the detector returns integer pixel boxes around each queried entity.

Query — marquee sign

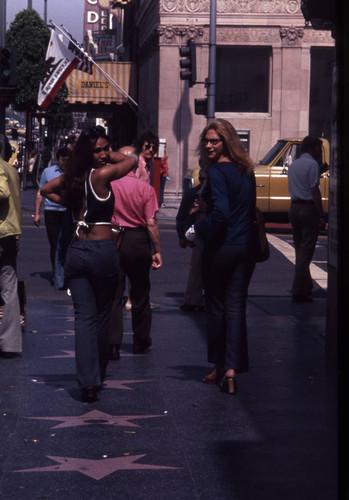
[84,0,122,33]
[110,0,134,5]
[65,61,136,105]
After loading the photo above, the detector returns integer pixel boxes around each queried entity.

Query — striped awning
[65,61,136,105]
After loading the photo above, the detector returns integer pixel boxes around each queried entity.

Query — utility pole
[44,0,47,24]
[28,0,33,8]
[0,0,6,158]
[206,0,216,123]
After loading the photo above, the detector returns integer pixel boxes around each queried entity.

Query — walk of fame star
[14,454,180,480]
[103,379,155,390]
[27,409,165,429]
[43,350,75,359]
[50,316,74,322]
[46,330,74,337]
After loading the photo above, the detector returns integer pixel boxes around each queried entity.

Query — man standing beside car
[288,135,327,303]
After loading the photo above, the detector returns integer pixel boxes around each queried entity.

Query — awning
[65,61,136,105]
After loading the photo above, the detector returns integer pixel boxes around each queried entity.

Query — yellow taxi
[255,138,330,215]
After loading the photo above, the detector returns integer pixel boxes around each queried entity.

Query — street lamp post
[206,0,216,123]
[0,0,6,157]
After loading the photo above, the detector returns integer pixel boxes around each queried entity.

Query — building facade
[135,0,335,200]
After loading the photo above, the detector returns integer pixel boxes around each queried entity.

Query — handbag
[253,207,270,262]
[251,174,270,263]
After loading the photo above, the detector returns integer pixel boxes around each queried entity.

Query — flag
[38,30,79,110]
[68,42,93,75]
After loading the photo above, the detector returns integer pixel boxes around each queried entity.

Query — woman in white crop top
[41,127,137,402]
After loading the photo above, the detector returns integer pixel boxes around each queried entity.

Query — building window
[216,46,271,113]
[309,47,335,139]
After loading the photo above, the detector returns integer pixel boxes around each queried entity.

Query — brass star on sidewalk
[14,454,180,480]
[103,379,155,390]
[27,409,165,429]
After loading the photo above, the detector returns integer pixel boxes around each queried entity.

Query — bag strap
[250,171,258,222]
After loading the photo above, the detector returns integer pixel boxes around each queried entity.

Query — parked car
[183,166,200,191]
[255,137,330,215]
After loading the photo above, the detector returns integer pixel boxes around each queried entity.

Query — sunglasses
[202,138,222,146]
[93,145,109,154]
[144,143,157,151]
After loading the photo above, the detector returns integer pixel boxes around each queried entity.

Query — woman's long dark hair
[61,127,110,212]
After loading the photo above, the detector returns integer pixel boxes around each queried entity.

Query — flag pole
[49,20,144,116]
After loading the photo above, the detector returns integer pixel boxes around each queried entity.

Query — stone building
[135,0,335,200]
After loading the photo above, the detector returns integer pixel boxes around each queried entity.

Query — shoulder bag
[251,174,270,263]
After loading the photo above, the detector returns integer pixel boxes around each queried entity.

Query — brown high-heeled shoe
[202,367,223,384]
[219,377,236,395]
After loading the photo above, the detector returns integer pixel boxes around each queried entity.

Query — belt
[122,226,146,231]
[291,199,314,205]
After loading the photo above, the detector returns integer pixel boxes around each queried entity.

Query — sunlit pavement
[0,188,337,500]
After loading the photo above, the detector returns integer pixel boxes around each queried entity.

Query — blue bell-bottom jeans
[203,244,255,373]
[64,238,119,389]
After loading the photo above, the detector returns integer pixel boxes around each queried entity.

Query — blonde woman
[185,119,256,394]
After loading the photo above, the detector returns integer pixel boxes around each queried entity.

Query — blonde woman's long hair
[196,119,254,175]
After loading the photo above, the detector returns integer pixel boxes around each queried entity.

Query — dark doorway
[309,47,335,139]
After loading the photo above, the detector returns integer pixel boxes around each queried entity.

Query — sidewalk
[0,188,338,499]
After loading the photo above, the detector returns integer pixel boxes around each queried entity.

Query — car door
[255,165,270,213]
[269,142,301,213]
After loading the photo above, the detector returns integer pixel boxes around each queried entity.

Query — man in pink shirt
[109,163,162,359]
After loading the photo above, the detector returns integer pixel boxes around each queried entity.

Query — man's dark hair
[136,130,159,153]
[56,146,71,160]
[0,136,13,162]
[301,136,322,156]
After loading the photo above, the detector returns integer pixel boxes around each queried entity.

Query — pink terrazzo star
[47,330,75,337]
[43,350,75,359]
[14,454,180,480]
[50,316,74,321]
[103,379,155,390]
[27,409,165,429]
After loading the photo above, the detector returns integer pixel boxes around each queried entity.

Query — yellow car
[255,138,330,215]
[183,166,201,191]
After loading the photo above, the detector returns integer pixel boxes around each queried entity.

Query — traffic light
[0,47,16,87]
[194,98,207,116]
[179,39,196,87]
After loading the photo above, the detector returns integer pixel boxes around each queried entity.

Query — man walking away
[109,147,162,360]
[288,136,326,303]
[34,147,70,286]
